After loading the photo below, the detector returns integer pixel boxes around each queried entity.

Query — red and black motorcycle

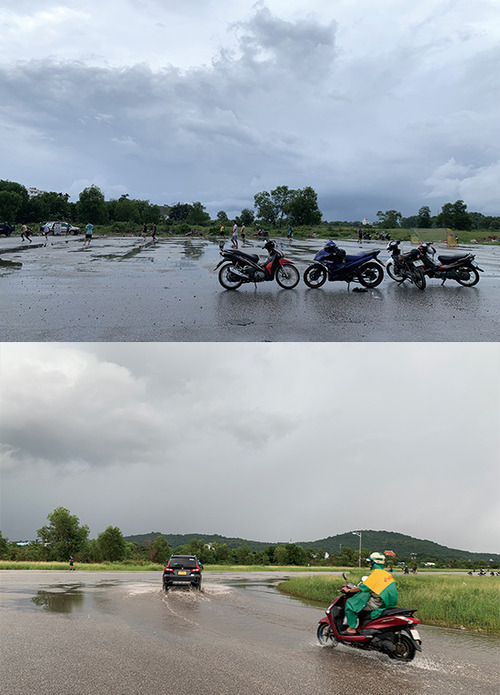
[417,243,483,286]
[317,573,422,662]
[215,239,300,290]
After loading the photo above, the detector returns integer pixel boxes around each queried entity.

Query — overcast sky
[1,342,498,553]
[1,0,499,221]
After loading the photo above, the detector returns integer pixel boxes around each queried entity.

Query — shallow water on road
[1,236,498,341]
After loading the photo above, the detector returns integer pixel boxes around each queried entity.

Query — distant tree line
[1,508,498,569]
[1,180,498,232]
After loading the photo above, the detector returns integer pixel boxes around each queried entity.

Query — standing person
[241,223,246,245]
[343,552,398,635]
[287,224,293,240]
[43,222,50,245]
[231,221,238,248]
[20,224,32,243]
[69,556,75,571]
[151,222,157,242]
[65,222,71,236]
[84,222,93,247]
[357,227,363,245]
[141,222,147,238]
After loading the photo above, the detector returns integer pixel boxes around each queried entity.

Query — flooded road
[1,236,498,341]
[1,571,498,695]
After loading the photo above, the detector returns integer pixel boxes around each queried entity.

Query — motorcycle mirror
[342,572,348,581]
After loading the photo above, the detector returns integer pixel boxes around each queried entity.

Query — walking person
[141,222,147,238]
[241,223,246,245]
[69,556,75,571]
[357,227,363,245]
[151,222,157,242]
[231,221,238,248]
[84,222,93,247]
[287,224,293,241]
[43,221,50,246]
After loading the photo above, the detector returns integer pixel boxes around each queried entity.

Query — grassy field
[0,560,162,571]
[278,573,500,634]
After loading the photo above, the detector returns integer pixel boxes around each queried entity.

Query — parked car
[163,555,203,591]
[0,222,14,236]
[39,221,81,235]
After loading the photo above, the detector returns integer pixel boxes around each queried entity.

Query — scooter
[317,573,422,662]
[215,239,300,290]
[303,241,384,289]
[386,240,426,290]
[417,243,483,286]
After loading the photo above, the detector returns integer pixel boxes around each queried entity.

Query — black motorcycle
[386,240,426,290]
[215,239,300,290]
[303,241,384,289]
[417,243,483,286]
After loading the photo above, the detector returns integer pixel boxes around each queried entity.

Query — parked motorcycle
[386,240,426,290]
[417,243,483,286]
[215,239,300,290]
[303,241,384,289]
[317,573,422,662]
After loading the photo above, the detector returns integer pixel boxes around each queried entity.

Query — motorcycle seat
[234,251,260,262]
[437,253,470,264]
[345,251,378,261]
[379,606,416,617]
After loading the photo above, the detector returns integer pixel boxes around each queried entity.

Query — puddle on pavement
[0,259,22,271]
[30,581,121,615]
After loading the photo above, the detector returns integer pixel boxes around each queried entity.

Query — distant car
[40,221,81,235]
[0,222,14,236]
[163,555,203,591]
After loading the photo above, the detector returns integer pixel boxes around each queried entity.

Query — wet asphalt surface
[1,235,498,341]
[1,571,499,695]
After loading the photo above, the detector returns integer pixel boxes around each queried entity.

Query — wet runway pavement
[1,571,499,695]
[1,236,498,341]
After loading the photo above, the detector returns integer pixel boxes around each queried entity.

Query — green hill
[125,529,499,564]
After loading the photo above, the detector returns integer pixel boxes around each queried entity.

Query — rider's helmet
[368,552,386,566]
[324,240,339,253]
[264,239,276,252]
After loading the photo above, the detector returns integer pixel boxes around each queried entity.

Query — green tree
[0,531,10,559]
[271,185,296,226]
[168,202,192,222]
[236,545,253,565]
[417,206,431,228]
[288,186,322,226]
[376,209,402,227]
[76,185,108,224]
[436,200,472,230]
[0,190,23,222]
[97,526,126,561]
[37,507,89,561]
[113,195,141,223]
[273,544,289,565]
[186,201,211,226]
[148,535,171,565]
[254,190,278,226]
[238,208,255,226]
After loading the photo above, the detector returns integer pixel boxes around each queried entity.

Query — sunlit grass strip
[279,573,500,634]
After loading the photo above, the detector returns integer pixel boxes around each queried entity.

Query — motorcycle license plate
[414,260,424,267]
[410,628,421,642]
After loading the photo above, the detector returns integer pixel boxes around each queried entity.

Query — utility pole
[352,531,362,569]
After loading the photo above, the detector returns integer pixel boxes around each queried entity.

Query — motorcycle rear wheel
[386,261,404,282]
[455,266,480,287]
[317,622,337,647]
[275,264,300,289]
[357,262,384,288]
[303,264,327,288]
[388,633,416,662]
[411,266,426,290]
[218,264,243,290]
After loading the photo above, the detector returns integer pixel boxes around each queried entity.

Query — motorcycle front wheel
[317,622,337,647]
[386,260,404,282]
[218,264,243,290]
[357,262,384,288]
[303,264,327,288]
[275,264,300,289]
[455,266,480,287]
[389,633,416,662]
[410,266,426,290]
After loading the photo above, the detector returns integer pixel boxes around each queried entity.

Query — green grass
[0,560,162,571]
[279,573,500,634]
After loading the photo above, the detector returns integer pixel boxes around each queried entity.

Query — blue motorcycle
[303,241,384,289]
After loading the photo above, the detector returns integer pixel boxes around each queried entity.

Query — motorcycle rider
[343,551,398,635]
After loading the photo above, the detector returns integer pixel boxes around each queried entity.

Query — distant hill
[124,529,499,563]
